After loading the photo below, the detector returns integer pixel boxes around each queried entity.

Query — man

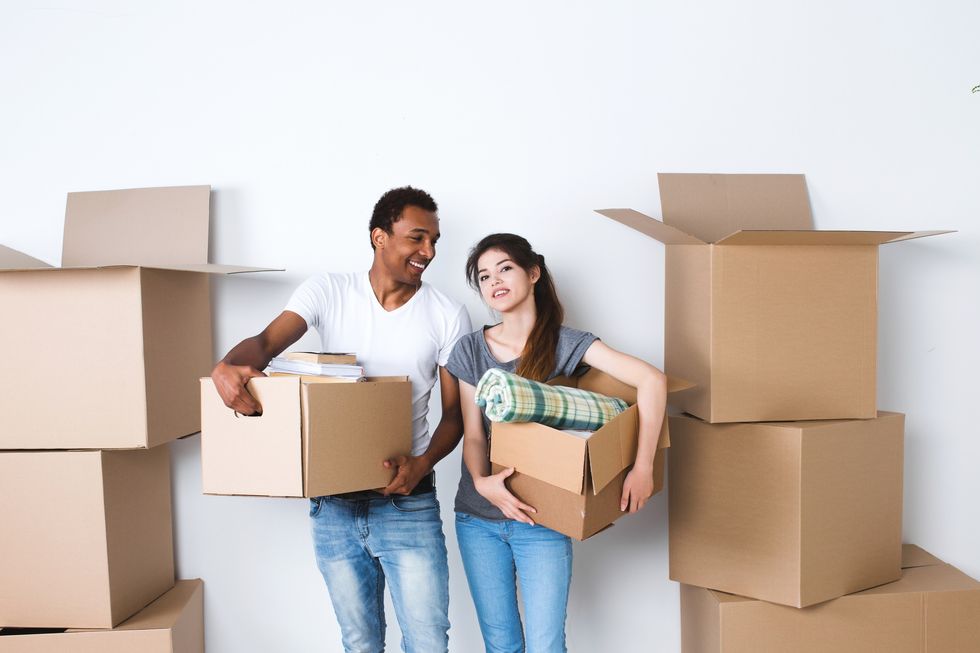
[211,186,471,653]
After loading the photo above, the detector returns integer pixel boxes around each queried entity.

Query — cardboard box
[597,173,949,423]
[0,580,203,653]
[0,185,277,450]
[0,447,175,629]
[489,370,685,540]
[668,411,905,608]
[680,545,980,653]
[201,375,413,497]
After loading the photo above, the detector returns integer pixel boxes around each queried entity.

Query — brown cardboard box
[668,411,905,608]
[489,370,685,540]
[0,580,204,653]
[201,375,413,497]
[0,186,277,450]
[680,545,980,653]
[596,173,949,423]
[0,447,175,629]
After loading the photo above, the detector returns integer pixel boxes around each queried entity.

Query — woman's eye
[479,275,489,282]
[500,265,512,272]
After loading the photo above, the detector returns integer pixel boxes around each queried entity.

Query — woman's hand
[474,467,537,525]
[621,463,655,513]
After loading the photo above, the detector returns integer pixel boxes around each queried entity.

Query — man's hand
[474,467,537,525]
[211,361,266,416]
[381,454,432,496]
[620,463,655,513]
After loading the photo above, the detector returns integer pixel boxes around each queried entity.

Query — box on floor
[597,173,949,423]
[201,374,413,497]
[668,411,905,607]
[681,545,980,653]
[0,447,174,629]
[0,185,277,449]
[490,370,690,540]
[0,580,203,653]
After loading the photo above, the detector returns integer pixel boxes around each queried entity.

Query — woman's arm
[581,340,667,513]
[460,380,537,525]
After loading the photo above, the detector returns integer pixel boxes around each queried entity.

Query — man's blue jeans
[455,512,573,653]
[310,491,450,653]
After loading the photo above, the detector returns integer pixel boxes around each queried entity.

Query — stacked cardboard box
[599,174,977,649]
[0,185,273,650]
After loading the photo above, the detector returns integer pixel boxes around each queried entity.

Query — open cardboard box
[0,186,278,449]
[668,411,905,608]
[597,173,951,423]
[0,446,175,629]
[489,369,690,540]
[200,374,413,497]
[681,545,980,653]
[0,580,203,653]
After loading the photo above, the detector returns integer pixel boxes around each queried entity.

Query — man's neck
[368,265,419,312]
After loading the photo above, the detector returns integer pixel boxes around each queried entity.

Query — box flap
[713,230,941,246]
[490,422,589,494]
[658,173,813,243]
[902,544,945,569]
[139,263,283,275]
[200,377,304,497]
[586,406,639,494]
[881,230,955,244]
[62,185,211,267]
[594,208,705,245]
[0,244,51,269]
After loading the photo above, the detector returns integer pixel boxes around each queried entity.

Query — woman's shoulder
[558,324,598,343]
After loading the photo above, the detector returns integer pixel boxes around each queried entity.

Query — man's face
[373,205,440,286]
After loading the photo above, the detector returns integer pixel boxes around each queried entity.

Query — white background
[1,1,978,651]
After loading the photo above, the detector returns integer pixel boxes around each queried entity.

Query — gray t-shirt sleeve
[554,326,599,377]
[446,331,482,387]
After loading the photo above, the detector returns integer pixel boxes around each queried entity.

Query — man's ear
[371,227,388,250]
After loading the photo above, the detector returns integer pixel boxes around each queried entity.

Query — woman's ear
[529,265,541,284]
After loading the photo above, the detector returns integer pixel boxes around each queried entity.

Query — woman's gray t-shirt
[445,325,598,521]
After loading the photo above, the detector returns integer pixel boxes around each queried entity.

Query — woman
[446,233,667,653]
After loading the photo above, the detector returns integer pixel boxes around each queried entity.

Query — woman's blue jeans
[310,491,450,653]
[455,512,573,653]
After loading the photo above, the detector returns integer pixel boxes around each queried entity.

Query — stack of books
[266,352,364,381]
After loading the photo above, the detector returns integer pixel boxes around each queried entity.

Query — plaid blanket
[475,368,629,430]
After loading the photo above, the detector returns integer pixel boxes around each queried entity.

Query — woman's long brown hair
[465,233,564,382]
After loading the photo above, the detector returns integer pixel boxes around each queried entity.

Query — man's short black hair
[369,186,438,249]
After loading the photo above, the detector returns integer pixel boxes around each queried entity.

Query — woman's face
[475,247,539,313]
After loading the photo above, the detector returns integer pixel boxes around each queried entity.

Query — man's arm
[382,366,463,496]
[211,310,308,415]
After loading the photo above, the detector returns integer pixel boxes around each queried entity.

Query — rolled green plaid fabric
[475,368,629,430]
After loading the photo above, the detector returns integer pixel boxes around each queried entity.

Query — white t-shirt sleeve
[439,304,472,367]
[283,275,328,330]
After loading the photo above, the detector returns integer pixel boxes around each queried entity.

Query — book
[284,351,357,365]
[266,357,364,379]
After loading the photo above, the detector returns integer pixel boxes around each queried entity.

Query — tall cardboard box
[680,545,980,653]
[668,412,904,608]
[0,580,204,653]
[0,446,175,628]
[597,173,948,423]
[489,370,684,540]
[0,185,277,449]
[200,375,413,497]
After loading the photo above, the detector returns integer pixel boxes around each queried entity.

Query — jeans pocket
[309,497,323,518]
[390,492,437,513]
[455,512,473,522]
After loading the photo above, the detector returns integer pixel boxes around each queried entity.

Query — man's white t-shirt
[284,271,471,456]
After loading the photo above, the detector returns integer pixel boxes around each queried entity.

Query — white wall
[2,1,978,651]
